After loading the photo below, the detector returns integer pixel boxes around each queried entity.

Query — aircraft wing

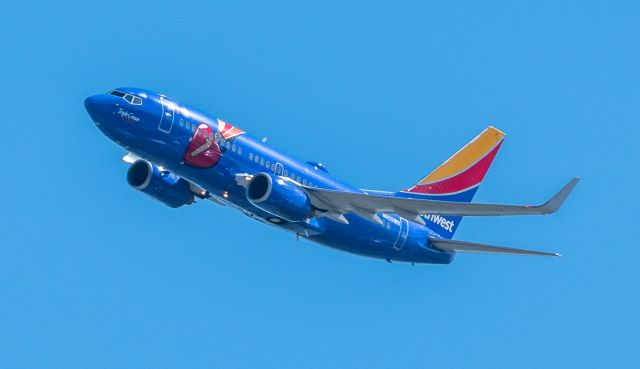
[304,178,579,225]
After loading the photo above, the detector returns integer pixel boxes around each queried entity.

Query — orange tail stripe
[418,126,505,185]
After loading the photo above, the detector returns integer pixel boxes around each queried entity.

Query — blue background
[0,1,637,368]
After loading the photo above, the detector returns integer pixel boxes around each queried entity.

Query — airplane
[84,87,578,265]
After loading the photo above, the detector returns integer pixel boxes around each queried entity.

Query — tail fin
[401,126,505,238]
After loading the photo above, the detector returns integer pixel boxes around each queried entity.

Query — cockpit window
[109,90,143,105]
[109,90,126,97]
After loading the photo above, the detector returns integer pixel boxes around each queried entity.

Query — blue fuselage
[85,87,454,264]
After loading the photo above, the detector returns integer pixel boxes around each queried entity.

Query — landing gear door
[158,97,175,133]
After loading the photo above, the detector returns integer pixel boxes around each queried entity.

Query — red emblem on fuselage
[183,124,221,168]
[217,118,244,140]
[183,120,245,168]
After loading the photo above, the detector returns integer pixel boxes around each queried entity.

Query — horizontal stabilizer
[429,237,560,257]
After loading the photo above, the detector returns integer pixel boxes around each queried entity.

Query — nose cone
[84,94,112,124]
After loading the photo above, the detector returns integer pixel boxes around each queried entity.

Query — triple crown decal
[183,119,245,168]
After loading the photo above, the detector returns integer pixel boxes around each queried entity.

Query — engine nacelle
[127,160,195,208]
[246,173,312,222]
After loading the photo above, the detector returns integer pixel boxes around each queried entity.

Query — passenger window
[297,176,301,182]
[260,158,265,166]
[290,173,295,179]
[192,125,196,133]
[238,147,242,155]
[302,179,307,185]
[179,119,184,126]
[232,144,236,152]
[254,156,260,163]
[271,164,276,171]
[209,133,214,140]
[266,161,270,168]
[284,170,288,176]
[226,141,231,149]
[249,153,254,160]
[186,121,190,130]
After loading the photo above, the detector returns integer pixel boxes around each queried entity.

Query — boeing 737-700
[85,87,578,264]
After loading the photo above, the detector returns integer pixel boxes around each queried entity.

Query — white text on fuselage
[423,214,455,233]
[117,108,140,123]
[381,214,401,226]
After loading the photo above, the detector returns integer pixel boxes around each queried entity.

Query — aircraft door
[393,217,410,250]
[158,97,175,133]
[274,162,284,176]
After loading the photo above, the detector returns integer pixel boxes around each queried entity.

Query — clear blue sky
[0,1,637,368]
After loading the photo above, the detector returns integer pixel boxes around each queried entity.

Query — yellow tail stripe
[419,126,505,184]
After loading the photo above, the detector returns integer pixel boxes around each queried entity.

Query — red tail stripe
[408,141,502,195]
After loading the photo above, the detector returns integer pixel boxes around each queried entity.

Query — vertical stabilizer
[401,127,505,238]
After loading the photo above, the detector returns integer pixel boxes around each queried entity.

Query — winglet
[537,177,580,214]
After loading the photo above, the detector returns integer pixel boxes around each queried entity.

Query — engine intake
[127,160,194,208]
[246,173,311,221]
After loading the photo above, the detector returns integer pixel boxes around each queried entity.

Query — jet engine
[246,173,312,221]
[127,160,195,208]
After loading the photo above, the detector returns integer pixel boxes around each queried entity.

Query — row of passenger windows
[180,118,198,132]
[248,153,317,187]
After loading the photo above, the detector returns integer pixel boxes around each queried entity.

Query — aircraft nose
[84,94,112,123]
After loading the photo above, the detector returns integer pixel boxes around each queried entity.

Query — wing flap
[429,237,560,257]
